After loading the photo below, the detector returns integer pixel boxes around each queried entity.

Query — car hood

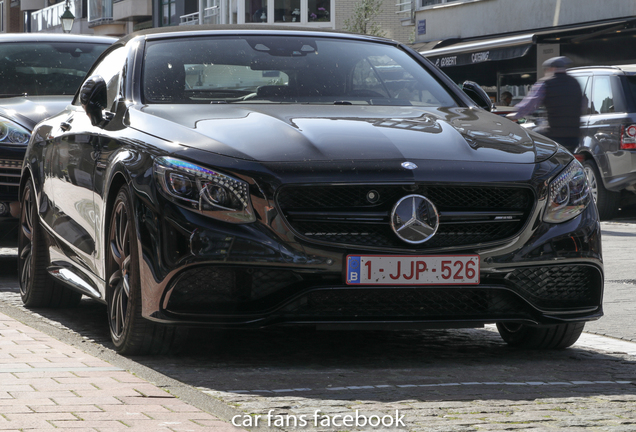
[133,105,557,164]
[0,95,71,130]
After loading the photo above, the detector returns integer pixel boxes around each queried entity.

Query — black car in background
[567,65,636,219]
[0,33,114,242]
[19,26,603,355]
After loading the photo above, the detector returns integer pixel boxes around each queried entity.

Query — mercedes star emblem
[390,194,439,244]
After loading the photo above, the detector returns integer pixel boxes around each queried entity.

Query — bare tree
[343,0,387,37]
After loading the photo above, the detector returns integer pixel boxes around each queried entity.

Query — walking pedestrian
[507,56,582,152]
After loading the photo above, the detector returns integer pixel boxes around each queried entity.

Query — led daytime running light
[544,160,590,223]
[157,156,249,209]
[154,156,255,224]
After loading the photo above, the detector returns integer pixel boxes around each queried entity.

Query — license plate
[346,255,480,285]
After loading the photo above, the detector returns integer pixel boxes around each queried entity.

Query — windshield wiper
[0,93,27,98]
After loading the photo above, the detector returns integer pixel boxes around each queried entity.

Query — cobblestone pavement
[164,327,636,432]
[1,222,636,431]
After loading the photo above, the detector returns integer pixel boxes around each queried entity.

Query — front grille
[163,264,600,320]
[281,288,528,319]
[0,159,21,194]
[277,185,534,249]
[505,265,602,309]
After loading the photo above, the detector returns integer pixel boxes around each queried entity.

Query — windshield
[143,36,457,107]
[0,42,110,97]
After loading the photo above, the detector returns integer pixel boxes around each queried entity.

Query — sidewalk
[585,221,636,341]
[0,312,244,431]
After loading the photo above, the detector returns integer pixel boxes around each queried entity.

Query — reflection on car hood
[134,105,558,164]
[0,95,71,130]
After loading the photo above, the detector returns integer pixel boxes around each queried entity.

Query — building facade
[152,0,411,42]
[412,0,636,104]
[2,0,152,35]
[2,0,411,44]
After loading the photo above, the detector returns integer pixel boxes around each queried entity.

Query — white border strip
[209,380,633,395]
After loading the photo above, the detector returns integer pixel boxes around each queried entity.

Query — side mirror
[461,81,494,112]
[79,75,108,126]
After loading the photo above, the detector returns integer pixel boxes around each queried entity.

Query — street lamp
[60,0,75,33]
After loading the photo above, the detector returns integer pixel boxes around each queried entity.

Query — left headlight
[544,159,591,224]
[154,156,255,224]
[0,117,30,145]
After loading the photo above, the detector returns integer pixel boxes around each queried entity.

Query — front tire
[496,322,585,349]
[18,179,82,308]
[106,185,184,355]
[583,160,620,220]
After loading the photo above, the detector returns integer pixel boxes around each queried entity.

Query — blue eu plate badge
[347,256,361,284]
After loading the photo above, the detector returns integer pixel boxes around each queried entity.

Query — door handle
[60,121,72,132]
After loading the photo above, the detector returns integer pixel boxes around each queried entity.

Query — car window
[591,75,614,114]
[142,36,457,107]
[624,76,636,110]
[0,42,109,97]
[574,75,592,115]
[85,47,127,111]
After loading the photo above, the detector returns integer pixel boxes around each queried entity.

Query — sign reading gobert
[232,409,406,428]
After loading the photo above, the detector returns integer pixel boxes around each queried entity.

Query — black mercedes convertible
[18,26,603,355]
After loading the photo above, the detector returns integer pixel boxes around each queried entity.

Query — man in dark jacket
[507,56,582,152]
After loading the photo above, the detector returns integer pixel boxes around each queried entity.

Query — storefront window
[246,0,267,22]
[274,0,301,22]
[498,72,536,107]
[307,0,330,22]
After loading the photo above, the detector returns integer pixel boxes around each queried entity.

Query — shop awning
[420,34,534,68]
[418,17,636,69]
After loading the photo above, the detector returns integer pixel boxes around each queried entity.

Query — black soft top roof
[117,24,395,46]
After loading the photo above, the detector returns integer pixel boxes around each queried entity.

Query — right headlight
[544,159,591,224]
[0,117,30,145]
[154,156,255,224]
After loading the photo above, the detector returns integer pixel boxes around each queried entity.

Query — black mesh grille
[166,266,303,312]
[294,220,522,248]
[168,267,236,306]
[278,185,531,210]
[252,268,303,298]
[0,159,21,195]
[505,265,602,309]
[164,265,600,319]
[278,185,404,209]
[281,288,528,319]
[277,185,534,249]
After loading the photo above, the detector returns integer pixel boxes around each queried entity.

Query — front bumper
[136,194,603,329]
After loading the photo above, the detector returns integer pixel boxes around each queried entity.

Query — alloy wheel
[583,165,598,202]
[108,200,131,340]
[19,185,34,296]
